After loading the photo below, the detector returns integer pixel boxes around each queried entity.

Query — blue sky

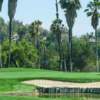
[0,0,96,36]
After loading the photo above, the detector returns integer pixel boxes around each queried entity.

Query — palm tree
[8,0,17,66]
[0,0,3,12]
[34,20,42,49]
[29,20,42,68]
[50,0,65,71]
[85,0,99,72]
[51,19,63,70]
[30,20,42,48]
[59,0,81,72]
[34,20,42,68]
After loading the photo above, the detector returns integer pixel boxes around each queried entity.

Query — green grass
[0,95,100,100]
[0,96,69,100]
[0,79,34,93]
[0,68,100,99]
[0,68,100,82]
[0,96,99,100]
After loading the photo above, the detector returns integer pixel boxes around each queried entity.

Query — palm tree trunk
[57,33,62,71]
[8,18,12,66]
[68,28,73,72]
[95,28,99,72]
[59,44,62,71]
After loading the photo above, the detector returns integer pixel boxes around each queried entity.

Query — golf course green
[0,68,100,100]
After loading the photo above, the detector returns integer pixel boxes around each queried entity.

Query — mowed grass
[0,96,99,100]
[0,95,100,100]
[0,68,100,93]
[0,68,100,82]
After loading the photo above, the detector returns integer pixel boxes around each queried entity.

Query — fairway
[1,96,98,100]
[0,68,100,94]
[0,68,100,82]
[0,68,99,100]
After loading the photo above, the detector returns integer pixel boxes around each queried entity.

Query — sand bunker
[22,80,100,88]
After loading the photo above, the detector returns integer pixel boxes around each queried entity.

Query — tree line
[0,0,100,72]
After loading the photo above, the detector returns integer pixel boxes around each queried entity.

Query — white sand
[22,80,100,88]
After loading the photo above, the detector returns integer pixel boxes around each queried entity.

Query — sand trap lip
[22,80,100,88]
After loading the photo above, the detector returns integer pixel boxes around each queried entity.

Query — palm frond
[59,0,81,9]
[87,12,93,16]
[95,1,100,9]
[8,0,17,20]
[60,0,81,28]
[91,9,99,29]
[98,14,100,17]
[75,0,81,9]
[59,0,67,9]
[84,9,89,12]
[0,0,3,12]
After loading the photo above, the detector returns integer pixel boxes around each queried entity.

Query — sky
[0,0,96,36]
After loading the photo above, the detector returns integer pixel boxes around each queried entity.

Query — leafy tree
[72,37,95,71]
[0,18,7,68]
[2,39,38,68]
[60,0,81,71]
[0,0,4,68]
